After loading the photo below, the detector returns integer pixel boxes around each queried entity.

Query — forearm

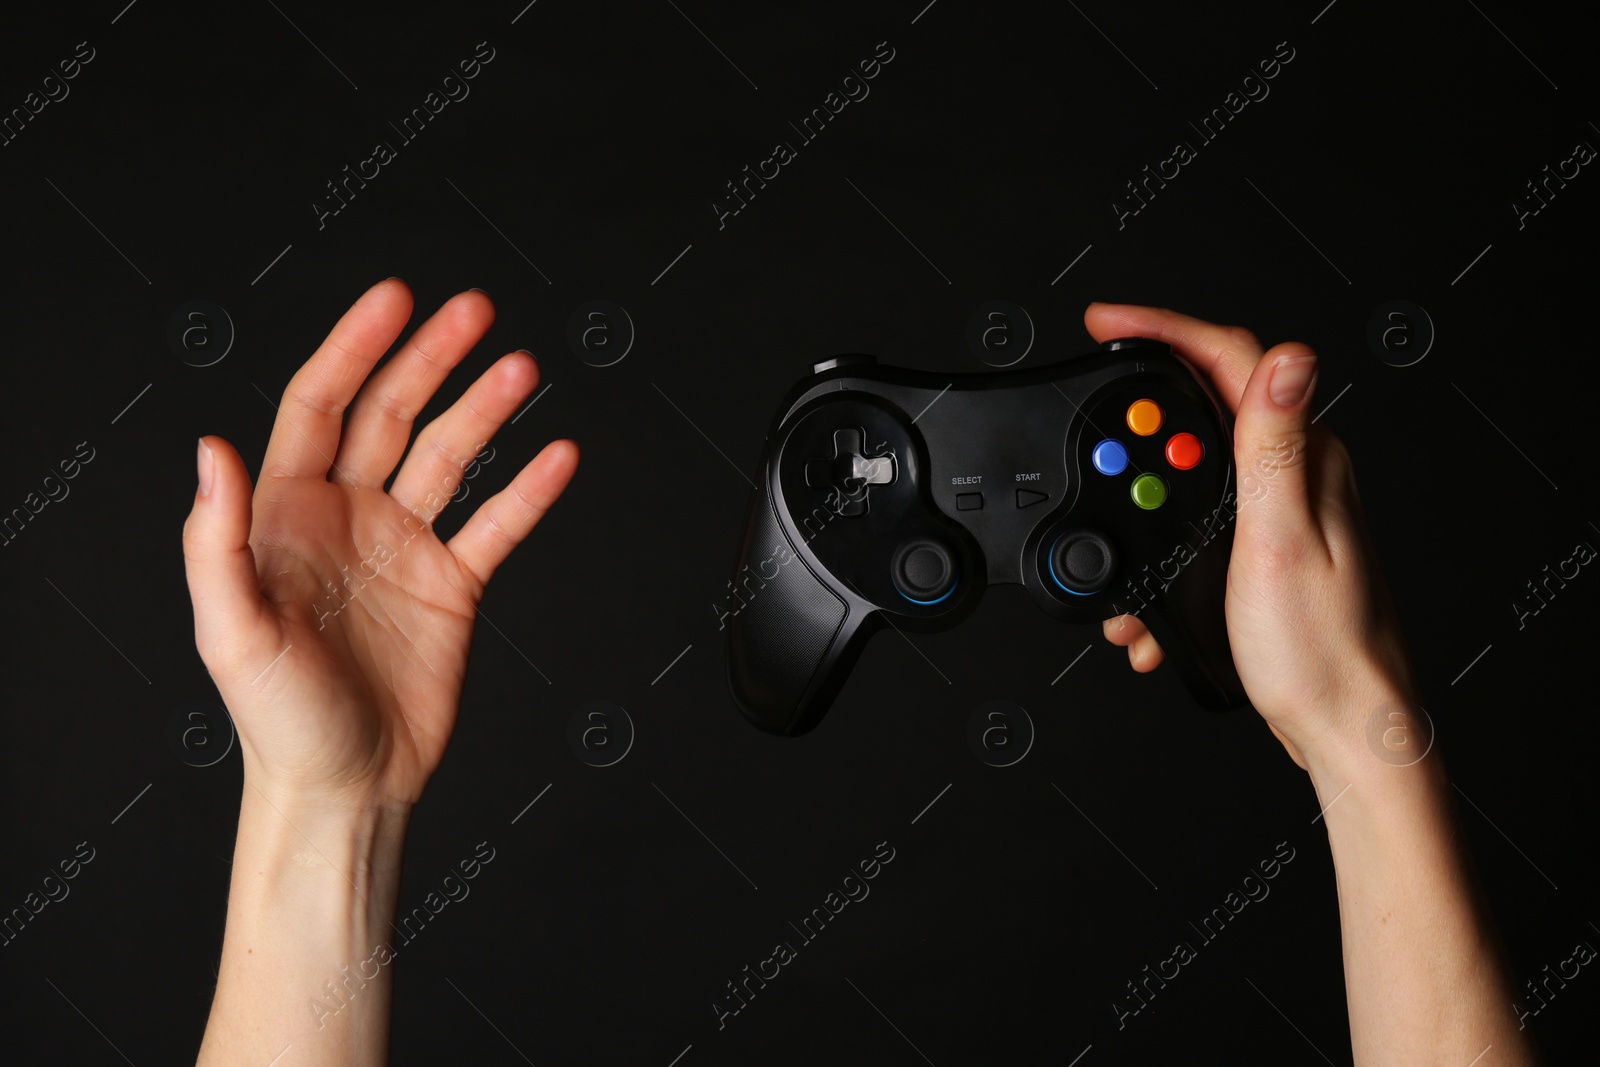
[1306,706,1539,1066]
[196,784,410,1066]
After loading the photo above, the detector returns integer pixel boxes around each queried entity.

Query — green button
[1130,473,1167,510]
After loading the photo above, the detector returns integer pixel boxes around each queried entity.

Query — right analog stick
[1049,530,1116,596]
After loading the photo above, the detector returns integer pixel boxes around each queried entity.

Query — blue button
[1092,439,1128,476]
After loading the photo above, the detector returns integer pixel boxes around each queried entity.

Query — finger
[184,436,276,666]
[260,279,414,480]
[1101,614,1165,673]
[389,352,541,521]
[1308,433,1373,588]
[1083,303,1264,413]
[1232,341,1321,545]
[448,439,580,585]
[331,290,495,489]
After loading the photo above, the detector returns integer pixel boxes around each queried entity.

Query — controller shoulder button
[811,354,877,374]
[1101,337,1171,354]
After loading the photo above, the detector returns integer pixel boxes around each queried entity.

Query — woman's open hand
[182,279,578,814]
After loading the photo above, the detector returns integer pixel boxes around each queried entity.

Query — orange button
[1126,399,1162,436]
[1165,432,1202,470]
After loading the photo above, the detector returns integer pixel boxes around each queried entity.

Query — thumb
[1232,342,1319,542]
[182,436,270,667]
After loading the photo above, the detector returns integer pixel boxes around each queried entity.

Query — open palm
[183,281,578,809]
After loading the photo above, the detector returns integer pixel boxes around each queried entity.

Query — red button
[1165,432,1202,470]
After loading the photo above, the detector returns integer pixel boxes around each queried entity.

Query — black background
[2,1,1595,1063]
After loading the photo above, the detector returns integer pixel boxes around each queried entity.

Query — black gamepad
[725,338,1249,736]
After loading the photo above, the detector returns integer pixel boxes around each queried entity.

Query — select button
[956,492,984,511]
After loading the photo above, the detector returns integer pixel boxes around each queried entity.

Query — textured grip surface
[726,487,849,734]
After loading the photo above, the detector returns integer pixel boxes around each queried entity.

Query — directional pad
[804,428,897,516]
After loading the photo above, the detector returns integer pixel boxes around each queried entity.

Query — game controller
[726,338,1249,736]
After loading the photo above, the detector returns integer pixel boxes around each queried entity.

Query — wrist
[1270,659,1425,777]
[230,781,411,972]
[198,781,411,1062]
[235,781,410,891]
[1296,686,1449,829]
[238,741,420,824]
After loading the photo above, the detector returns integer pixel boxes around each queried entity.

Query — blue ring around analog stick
[900,584,957,606]
[1092,439,1129,476]
[1048,533,1094,596]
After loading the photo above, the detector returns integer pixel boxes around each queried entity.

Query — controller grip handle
[726,487,867,735]
[1138,514,1249,712]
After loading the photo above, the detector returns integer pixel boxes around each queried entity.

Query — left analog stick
[891,540,958,605]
